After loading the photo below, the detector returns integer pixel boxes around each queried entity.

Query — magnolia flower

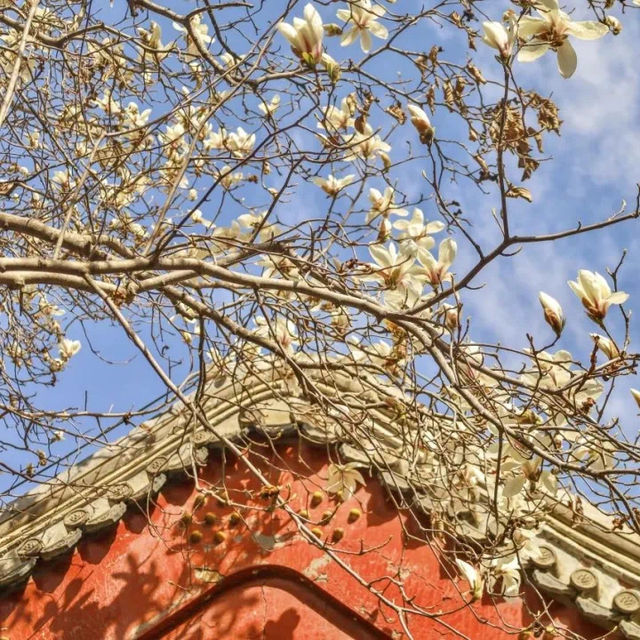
[482,20,515,58]
[406,104,435,145]
[488,555,521,597]
[631,388,640,410]
[216,165,244,190]
[393,208,444,253]
[59,338,81,360]
[92,92,121,115]
[590,333,620,360]
[366,243,427,308]
[122,102,151,129]
[160,122,186,145]
[254,316,298,353]
[311,173,355,196]
[258,94,280,116]
[441,303,460,332]
[568,269,628,321]
[321,52,341,82]
[517,0,609,78]
[173,14,214,58]
[318,97,354,131]
[203,127,227,152]
[418,238,457,285]
[226,127,256,157]
[605,15,622,36]
[138,21,173,60]
[191,209,213,228]
[366,187,408,223]
[538,291,565,336]
[337,0,388,53]
[326,462,366,499]
[455,559,483,601]
[277,3,324,65]
[343,123,391,162]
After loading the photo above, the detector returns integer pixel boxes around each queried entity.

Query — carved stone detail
[570,569,598,592]
[147,456,168,475]
[106,483,133,501]
[17,538,43,558]
[530,545,557,571]
[614,590,640,615]
[64,508,90,529]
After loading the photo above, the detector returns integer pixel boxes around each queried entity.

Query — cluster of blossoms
[483,0,610,78]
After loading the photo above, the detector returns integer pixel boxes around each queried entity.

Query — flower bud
[538,292,565,336]
[323,23,343,37]
[407,104,435,145]
[590,333,620,359]
[321,53,341,83]
[631,388,640,410]
[605,15,622,35]
[442,303,460,331]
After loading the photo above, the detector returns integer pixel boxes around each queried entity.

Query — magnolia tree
[0,0,639,635]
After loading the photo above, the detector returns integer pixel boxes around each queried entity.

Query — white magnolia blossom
[366,242,427,309]
[258,94,281,116]
[203,127,227,152]
[254,316,299,353]
[122,102,151,129]
[343,123,391,163]
[487,555,521,597]
[482,20,515,58]
[520,348,603,414]
[326,462,366,498]
[138,21,173,60]
[538,291,565,336]
[568,269,628,321]
[366,187,408,223]
[393,208,444,253]
[590,333,620,360]
[406,104,435,144]
[59,338,81,360]
[418,237,457,285]
[318,97,355,131]
[216,165,243,189]
[173,14,214,58]
[191,210,213,228]
[631,388,640,410]
[311,173,355,196]
[517,0,609,78]
[455,559,483,601]
[226,127,256,157]
[337,0,388,53]
[278,3,324,65]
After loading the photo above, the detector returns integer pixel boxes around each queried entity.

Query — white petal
[503,475,527,498]
[368,22,388,40]
[438,238,457,268]
[567,20,609,40]
[370,244,392,268]
[517,42,550,62]
[340,26,359,47]
[608,291,629,305]
[517,17,547,38]
[277,22,299,47]
[482,21,508,50]
[360,29,372,53]
[556,41,577,78]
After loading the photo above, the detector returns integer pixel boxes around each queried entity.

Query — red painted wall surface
[0,441,607,639]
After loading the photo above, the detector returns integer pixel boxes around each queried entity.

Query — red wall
[0,441,606,639]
